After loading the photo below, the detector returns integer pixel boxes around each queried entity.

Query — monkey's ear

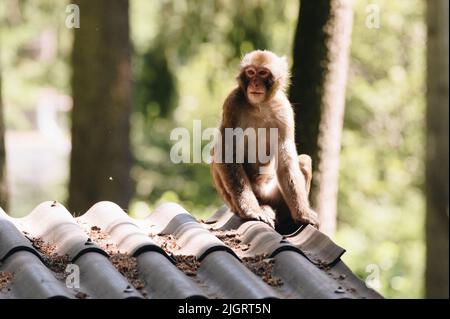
[278,56,290,91]
[280,56,289,71]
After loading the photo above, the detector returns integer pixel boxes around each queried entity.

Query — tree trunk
[425,0,449,299]
[69,0,132,215]
[0,48,8,211]
[289,0,353,236]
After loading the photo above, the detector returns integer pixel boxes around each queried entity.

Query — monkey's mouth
[249,91,264,95]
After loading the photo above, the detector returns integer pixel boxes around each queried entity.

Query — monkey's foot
[256,205,276,228]
[299,154,312,173]
[239,206,276,228]
[293,207,320,228]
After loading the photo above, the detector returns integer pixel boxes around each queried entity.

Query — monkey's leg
[215,163,275,227]
[211,164,239,212]
[298,154,312,196]
[277,143,319,227]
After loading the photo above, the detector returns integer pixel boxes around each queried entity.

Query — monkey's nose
[251,80,259,88]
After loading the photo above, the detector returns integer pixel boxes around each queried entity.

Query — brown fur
[211,50,319,229]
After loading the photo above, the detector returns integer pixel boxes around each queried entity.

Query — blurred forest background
[0,0,448,299]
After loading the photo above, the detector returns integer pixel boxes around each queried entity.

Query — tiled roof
[0,201,382,299]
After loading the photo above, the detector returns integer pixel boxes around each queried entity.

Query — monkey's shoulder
[223,87,247,109]
[267,93,294,114]
[221,88,249,125]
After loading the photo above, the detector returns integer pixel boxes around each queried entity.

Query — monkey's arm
[214,161,275,227]
[276,135,319,227]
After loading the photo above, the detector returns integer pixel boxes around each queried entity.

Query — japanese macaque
[211,50,319,230]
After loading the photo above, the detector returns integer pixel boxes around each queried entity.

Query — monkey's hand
[293,207,320,229]
[257,205,276,228]
[239,205,276,228]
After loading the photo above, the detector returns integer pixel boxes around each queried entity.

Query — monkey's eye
[258,69,270,78]
[245,68,256,78]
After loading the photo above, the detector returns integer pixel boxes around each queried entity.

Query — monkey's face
[238,50,289,105]
[242,66,273,105]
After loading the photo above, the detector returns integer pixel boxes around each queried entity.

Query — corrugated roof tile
[0,201,382,299]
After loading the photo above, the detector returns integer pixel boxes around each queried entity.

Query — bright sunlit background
[1,0,427,298]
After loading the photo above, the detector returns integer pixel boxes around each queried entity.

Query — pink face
[244,67,271,104]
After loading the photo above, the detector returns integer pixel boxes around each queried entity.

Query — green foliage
[0,0,71,129]
[336,0,426,298]
[134,46,178,120]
